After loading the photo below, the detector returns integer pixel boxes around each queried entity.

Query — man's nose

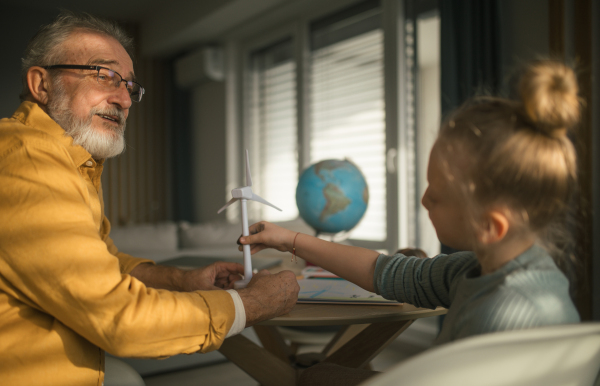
[108,82,133,110]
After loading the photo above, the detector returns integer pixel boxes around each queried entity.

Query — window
[309,2,386,241]
[246,39,298,222]
[239,0,440,254]
[415,11,441,257]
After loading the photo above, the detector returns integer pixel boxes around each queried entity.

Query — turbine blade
[245,149,253,187]
[250,193,282,211]
[217,198,238,214]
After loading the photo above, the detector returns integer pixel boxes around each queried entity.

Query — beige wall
[191,81,228,223]
[0,6,56,118]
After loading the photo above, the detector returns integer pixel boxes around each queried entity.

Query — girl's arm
[239,221,380,292]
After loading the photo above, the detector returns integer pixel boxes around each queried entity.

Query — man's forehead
[61,31,135,78]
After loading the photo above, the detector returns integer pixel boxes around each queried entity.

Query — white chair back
[361,323,600,386]
[105,356,146,386]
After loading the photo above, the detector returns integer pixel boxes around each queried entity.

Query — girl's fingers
[250,244,266,254]
[238,242,267,254]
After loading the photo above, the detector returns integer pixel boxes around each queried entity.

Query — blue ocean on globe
[296,159,369,234]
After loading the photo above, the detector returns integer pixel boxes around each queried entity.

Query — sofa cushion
[179,218,314,249]
[178,220,241,248]
[109,222,179,253]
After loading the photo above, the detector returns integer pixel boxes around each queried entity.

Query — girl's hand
[238,221,297,255]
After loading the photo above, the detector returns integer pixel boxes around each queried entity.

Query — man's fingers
[220,261,244,271]
[251,269,271,279]
[212,261,244,275]
[229,273,242,282]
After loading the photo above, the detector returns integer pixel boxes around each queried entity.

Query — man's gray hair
[20,10,134,101]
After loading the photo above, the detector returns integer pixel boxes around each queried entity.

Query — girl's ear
[478,210,509,244]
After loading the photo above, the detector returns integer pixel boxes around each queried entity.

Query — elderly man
[0,11,299,385]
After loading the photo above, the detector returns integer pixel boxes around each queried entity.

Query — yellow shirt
[0,102,235,385]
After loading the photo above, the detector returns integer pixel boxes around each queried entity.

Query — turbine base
[234,279,250,289]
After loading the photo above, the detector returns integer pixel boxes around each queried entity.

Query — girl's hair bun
[518,60,580,136]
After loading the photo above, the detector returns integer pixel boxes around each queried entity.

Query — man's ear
[478,210,509,244]
[26,67,51,105]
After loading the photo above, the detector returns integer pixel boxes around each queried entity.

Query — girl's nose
[421,189,430,209]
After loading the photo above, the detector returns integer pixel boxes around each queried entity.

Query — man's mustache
[91,107,126,129]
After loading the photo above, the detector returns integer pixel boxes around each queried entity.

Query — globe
[296,159,369,234]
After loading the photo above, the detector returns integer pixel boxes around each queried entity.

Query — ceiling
[0,0,295,57]
[0,0,173,22]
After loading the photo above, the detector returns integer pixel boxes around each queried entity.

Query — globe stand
[315,230,352,244]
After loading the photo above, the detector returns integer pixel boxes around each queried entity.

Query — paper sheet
[297,278,400,305]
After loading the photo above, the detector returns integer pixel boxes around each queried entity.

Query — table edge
[258,306,447,326]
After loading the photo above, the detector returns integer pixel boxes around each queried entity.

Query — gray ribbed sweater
[373,245,580,345]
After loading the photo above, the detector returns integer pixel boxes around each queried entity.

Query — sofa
[107,218,313,377]
[109,218,314,263]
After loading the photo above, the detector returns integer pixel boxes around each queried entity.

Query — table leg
[322,324,370,357]
[253,325,293,364]
[219,334,297,386]
[323,320,414,369]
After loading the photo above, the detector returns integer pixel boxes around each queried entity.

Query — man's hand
[130,262,244,292]
[236,269,299,327]
[181,262,244,291]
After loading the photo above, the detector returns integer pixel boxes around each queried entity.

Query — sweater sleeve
[0,139,234,357]
[373,252,473,309]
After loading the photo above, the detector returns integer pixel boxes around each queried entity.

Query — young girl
[240,60,581,345]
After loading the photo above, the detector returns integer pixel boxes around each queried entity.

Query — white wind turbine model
[217,150,282,288]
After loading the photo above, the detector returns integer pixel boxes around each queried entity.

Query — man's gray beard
[46,78,127,159]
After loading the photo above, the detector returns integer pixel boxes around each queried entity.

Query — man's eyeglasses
[42,65,145,102]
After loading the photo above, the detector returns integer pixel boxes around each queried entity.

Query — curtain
[439,0,503,254]
[440,0,502,115]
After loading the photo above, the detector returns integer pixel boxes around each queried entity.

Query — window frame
[227,0,413,253]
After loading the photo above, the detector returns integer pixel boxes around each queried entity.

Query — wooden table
[218,302,446,386]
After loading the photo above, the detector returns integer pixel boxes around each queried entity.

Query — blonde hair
[438,60,580,244]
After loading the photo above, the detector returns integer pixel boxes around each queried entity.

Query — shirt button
[86,161,93,167]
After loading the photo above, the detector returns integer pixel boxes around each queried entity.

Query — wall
[499,0,549,91]
[0,6,56,118]
[102,58,170,226]
[416,14,441,258]
[190,81,227,222]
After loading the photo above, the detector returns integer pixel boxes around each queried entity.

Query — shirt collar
[12,101,95,167]
[507,243,549,268]
[464,244,550,280]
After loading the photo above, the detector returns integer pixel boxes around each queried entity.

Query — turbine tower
[218,150,281,288]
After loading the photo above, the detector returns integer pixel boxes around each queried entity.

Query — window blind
[309,10,386,241]
[246,39,298,222]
